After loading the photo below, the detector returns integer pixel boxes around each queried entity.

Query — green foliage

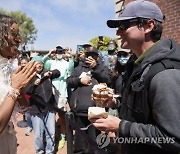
[89,36,114,51]
[0,8,38,48]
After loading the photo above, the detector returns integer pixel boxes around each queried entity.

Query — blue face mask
[117,56,129,65]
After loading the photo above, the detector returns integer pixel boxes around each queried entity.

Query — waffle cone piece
[88,107,108,120]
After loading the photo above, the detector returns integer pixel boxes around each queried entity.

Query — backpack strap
[144,59,180,89]
[137,59,180,122]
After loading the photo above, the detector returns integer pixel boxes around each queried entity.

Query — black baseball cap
[86,46,99,55]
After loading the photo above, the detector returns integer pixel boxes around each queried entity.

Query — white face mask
[56,54,63,60]
[117,56,129,65]
[107,44,116,51]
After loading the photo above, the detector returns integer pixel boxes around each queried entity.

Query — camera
[56,46,65,54]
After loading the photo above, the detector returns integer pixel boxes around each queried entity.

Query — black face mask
[108,50,115,55]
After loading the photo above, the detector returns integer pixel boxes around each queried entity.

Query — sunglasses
[118,19,139,31]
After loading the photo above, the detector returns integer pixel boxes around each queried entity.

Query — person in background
[106,39,118,72]
[107,50,131,123]
[67,46,112,154]
[82,42,93,51]
[18,50,30,62]
[25,56,60,154]
[42,46,74,150]
[63,47,73,62]
[74,43,92,68]
[112,50,131,96]
[18,57,33,135]
[0,13,36,154]
[104,50,131,154]
[19,56,29,67]
[92,1,180,154]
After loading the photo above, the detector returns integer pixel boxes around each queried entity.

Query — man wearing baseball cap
[92,0,180,154]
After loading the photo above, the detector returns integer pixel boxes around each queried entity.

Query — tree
[89,36,113,51]
[0,9,38,49]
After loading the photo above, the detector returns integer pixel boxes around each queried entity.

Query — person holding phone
[67,46,112,153]
[42,46,74,150]
[25,56,60,154]
[74,43,93,68]
[97,36,104,49]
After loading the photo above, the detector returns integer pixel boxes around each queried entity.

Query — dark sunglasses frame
[118,19,139,31]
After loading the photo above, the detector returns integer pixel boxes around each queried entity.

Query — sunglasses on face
[118,19,139,31]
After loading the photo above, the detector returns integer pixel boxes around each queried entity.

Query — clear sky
[0,0,116,52]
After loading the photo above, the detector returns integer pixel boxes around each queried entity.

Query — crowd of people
[0,0,180,154]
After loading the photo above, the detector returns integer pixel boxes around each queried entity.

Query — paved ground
[15,114,120,154]
[15,114,67,154]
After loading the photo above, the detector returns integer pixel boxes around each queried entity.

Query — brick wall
[124,0,180,45]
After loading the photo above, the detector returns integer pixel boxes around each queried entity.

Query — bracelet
[7,87,21,101]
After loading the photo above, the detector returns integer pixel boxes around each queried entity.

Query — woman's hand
[11,61,37,92]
